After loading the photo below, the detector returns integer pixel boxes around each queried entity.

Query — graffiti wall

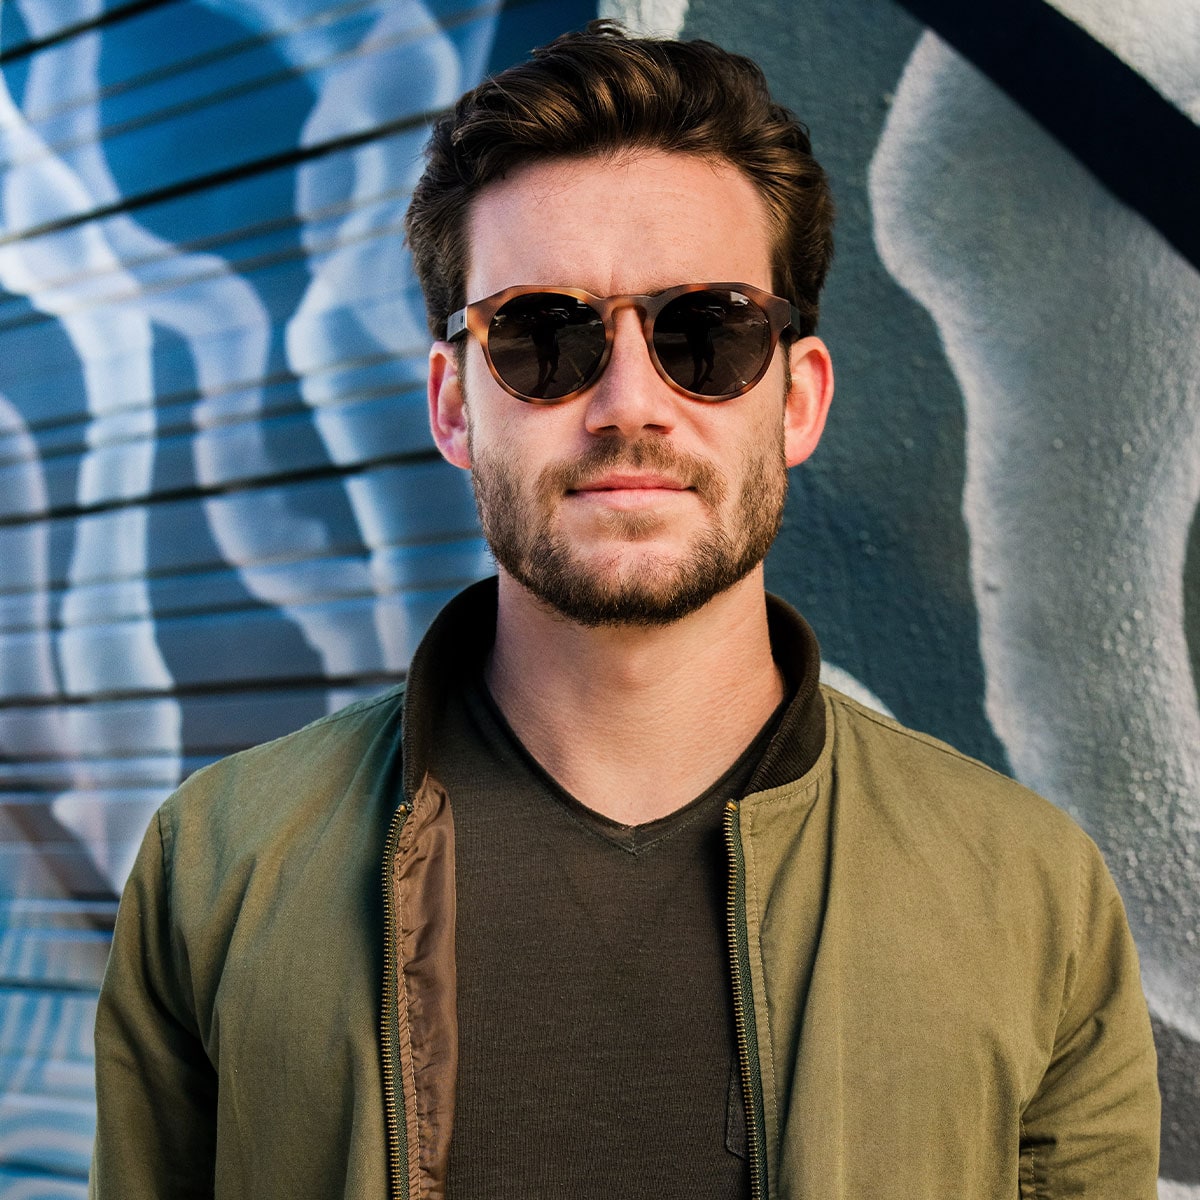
[0,0,1193,1193]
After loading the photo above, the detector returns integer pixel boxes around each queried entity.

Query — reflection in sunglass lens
[653,289,771,397]
[487,293,605,400]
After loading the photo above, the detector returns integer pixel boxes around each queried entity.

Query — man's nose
[582,307,679,436]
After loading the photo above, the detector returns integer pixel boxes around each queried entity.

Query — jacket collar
[750,593,826,792]
[401,576,500,800]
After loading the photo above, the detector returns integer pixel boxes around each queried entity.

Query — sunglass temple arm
[446,309,468,340]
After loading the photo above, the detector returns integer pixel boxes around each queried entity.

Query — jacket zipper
[380,800,411,1200]
[381,794,762,1196]
[724,800,767,1200]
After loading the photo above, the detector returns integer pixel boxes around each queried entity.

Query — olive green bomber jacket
[89,585,1161,1199]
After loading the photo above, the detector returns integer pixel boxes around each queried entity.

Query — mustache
[539,438,727,507]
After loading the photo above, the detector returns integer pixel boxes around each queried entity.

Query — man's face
[433,151,826,627]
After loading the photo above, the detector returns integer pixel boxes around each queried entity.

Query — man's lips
[565,473,695,512]
[567,473,690,493]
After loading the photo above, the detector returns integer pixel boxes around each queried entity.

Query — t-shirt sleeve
[89,806,217,1199]
[1018,832,1161,1196]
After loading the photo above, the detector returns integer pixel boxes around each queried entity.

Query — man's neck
[485,569,784,825]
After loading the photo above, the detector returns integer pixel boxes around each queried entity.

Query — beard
[468,420,788,628]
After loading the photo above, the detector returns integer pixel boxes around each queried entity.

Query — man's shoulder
[819,683,1087,849]
[159,681,408,849]
[813,685,1122,949]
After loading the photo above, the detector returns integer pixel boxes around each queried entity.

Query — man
[89,21,1160,1200]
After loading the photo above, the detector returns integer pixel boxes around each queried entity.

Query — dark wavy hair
[404,20,834,341]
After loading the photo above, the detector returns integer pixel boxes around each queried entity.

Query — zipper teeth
[724,800,766,1200]
[380,801,410,1200]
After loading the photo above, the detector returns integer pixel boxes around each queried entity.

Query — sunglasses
[446,282,801,404]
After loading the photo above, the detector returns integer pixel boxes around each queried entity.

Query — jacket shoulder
[815,686,1133,1013]
[819,683,1087,849]
[159,681,407,855]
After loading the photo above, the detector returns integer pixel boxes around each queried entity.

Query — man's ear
[428,340,471,469]
[783,336,834,468]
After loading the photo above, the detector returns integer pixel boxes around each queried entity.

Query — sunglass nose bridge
[600,292,653,326]
[602,298,661,373]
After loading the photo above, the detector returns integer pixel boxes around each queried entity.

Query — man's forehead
[463,151,774,300]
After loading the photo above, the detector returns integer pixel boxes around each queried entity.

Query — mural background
[0,0,1193,1193]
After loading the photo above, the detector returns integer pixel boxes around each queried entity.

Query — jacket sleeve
[89,807,217,1199]
[1018,833,1161,1197]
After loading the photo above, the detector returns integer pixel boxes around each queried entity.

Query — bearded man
[89,21,1160,1200]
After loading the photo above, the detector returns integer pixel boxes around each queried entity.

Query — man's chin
[527,585,722,629]
[508,550,759,630]
[559,505,686,548]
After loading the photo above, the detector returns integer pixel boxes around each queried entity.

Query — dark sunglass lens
[487,294,605,400]
[653,289,771,398]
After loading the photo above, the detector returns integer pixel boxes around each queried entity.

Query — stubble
[469,416,788,628]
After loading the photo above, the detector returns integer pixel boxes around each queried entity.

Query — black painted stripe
[893,0,1200,270]
[0,0,176,65]
[0,669,404,709]
[0,105,443,250]
[0,445,444,528]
